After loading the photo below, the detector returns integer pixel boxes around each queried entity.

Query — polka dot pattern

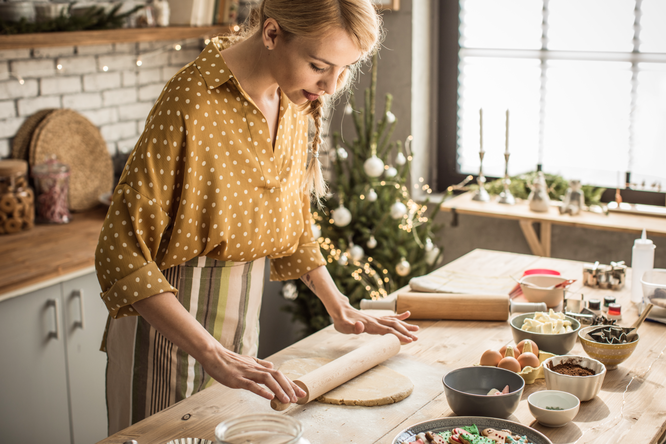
[95,38,326,319]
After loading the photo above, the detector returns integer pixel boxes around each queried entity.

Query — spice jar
[0,159,35,235]
[31,157,71,224]
[215,414,310,444]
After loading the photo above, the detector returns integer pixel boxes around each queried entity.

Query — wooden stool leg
[519,220,551,257]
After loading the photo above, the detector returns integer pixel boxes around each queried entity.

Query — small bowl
[543,355,606,401]
[642,269,666,309]
[528,390,580,427]
[578,326,640,370]
[519,275,569,308]
[510,312,581,355]
[443,366,525,418]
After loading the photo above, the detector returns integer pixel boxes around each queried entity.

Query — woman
[95,0,418,434]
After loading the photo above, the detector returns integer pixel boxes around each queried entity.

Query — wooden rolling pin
[270,334,401,411]
[360,292,546,321]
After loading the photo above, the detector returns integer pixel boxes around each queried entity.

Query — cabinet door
[62,273,109,443]
[0,285,72,444]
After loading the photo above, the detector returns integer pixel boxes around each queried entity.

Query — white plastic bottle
[631,229,655,303]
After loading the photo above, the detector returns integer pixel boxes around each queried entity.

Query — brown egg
[517,352,541,370]
[516,339,539,356]
[479,349,502,367]
[497,356,521,373]
[499,345,521,359]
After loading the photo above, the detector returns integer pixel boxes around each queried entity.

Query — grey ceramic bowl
[510,312,581,355]
[443,366,525,418]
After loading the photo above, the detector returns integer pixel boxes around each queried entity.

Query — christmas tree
[282,54,443,336]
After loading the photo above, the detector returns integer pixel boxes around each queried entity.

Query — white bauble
[344,104,353,115]
[385,166,397,178]
[311,223,321,240]
[367,235,377,249]
[425,246,440,266]
[350,245,365,261]
[282,281,298,300]
[424,237,434,252]
[363,155,384,177]
[332,205,352,227]
[390,201,408,219]
[367,188,378,202]
[338,254,349,266]
[337,147,348,160]
[386,111,396,124]
[395,152,407,166]
[396,258,411,277]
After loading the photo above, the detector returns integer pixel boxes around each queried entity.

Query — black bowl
[443,366,525,418]
[510,312,580,355]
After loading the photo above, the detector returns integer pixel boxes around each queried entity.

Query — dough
[278,357,413,406]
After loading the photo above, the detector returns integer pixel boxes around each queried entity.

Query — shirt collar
[193,37,235,90]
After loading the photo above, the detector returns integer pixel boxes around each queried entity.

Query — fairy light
[233,25,241,32]
[136,60,143,66]
[102,66,109,71]
[56,64,63,70]
[174,44,182,51]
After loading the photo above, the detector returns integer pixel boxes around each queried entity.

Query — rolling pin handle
[270,397,291,411]
[360,298,396,311]
[510,300,547,313]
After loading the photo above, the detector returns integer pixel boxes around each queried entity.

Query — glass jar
[0,159,35,235]
[215,414,310,444]
[31,157,71,224]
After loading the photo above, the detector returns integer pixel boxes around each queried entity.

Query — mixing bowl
[578,326,640,370]
[543,355,606,402]
[510,312,580,355]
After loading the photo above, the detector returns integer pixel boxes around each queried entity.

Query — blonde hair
[230,0,382,203]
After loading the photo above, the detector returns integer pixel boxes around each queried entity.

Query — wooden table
[98,249,666,444]
[440,192,666,257]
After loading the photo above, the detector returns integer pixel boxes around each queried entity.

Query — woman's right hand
[202,343,306,404]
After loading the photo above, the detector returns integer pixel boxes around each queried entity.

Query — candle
[505,109,510,154]
[479,108,484,152]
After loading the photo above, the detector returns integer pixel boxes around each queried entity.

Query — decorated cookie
[426,431,448,444]
[481,428,510,443]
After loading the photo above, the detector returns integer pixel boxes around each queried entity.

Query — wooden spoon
[625,304,653,342]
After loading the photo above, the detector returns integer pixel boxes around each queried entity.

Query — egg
[497,356,521,373]
[499,345,521,359]
[516,339,539,356]
[479,349,502,367]
[517,352,541,370]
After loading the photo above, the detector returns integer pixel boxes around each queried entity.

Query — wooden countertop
[98,249,666,444]
[0,206,107,299]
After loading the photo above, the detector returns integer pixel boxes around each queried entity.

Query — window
[437,0,666,204]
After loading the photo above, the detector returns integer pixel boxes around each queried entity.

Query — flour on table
[278,357,413,406]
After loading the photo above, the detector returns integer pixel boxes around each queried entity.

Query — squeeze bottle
[631,229,655,303]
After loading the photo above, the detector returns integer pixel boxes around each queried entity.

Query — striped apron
[105,256,265,435]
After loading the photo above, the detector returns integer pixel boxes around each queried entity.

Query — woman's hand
[329,299,419,343]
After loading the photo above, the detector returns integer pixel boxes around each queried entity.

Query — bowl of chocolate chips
[542,355,606,402]
[578,325,640,370]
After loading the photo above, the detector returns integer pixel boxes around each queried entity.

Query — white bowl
[543,355,606,402]
[528,390,580,427]
[519,275,568,308]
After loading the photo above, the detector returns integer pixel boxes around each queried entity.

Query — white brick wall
[0,39,205,163]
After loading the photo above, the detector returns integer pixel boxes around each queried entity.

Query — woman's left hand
[329,300,419,344]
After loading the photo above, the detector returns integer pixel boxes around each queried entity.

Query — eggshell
[516,339,539,356]
[499,345,521,359]
[497,356,521,373]
[517,352,540,370]
[479,349,502,367]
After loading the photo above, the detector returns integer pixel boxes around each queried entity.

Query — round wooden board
[29,109,113,211]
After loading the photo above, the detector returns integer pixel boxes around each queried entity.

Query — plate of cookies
[393,416,552,444]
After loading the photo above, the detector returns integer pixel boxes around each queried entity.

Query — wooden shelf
[0,25,229,50]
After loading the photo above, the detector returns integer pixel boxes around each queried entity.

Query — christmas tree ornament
[395,152,406,166]
[350,245,365,261]
[338,253,349,266]
[344,103,353,115]
[282,281,298,300]
[311,223,321,240]
[424,237,434,252]
[425,246,440,266]
[332,204,352,227]
[386,111,396,124]
[363,155,384,177]
[385,166,397,178]
[396,258,411,276]
[367,235,377,249]
[336,146,348,160]
[390,200,408,219]
[367,188,378,202]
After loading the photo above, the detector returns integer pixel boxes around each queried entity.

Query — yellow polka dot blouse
[96,38,326,319]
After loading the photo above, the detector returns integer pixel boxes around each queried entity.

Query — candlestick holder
[498,152,515,205]
[472,150,490,202]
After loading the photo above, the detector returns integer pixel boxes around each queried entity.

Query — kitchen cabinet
[0,271,109,444]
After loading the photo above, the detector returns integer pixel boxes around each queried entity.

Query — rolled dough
[278,357,413,406]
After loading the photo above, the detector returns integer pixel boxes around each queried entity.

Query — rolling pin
[270,334,401,411]
[360,292,547,321]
